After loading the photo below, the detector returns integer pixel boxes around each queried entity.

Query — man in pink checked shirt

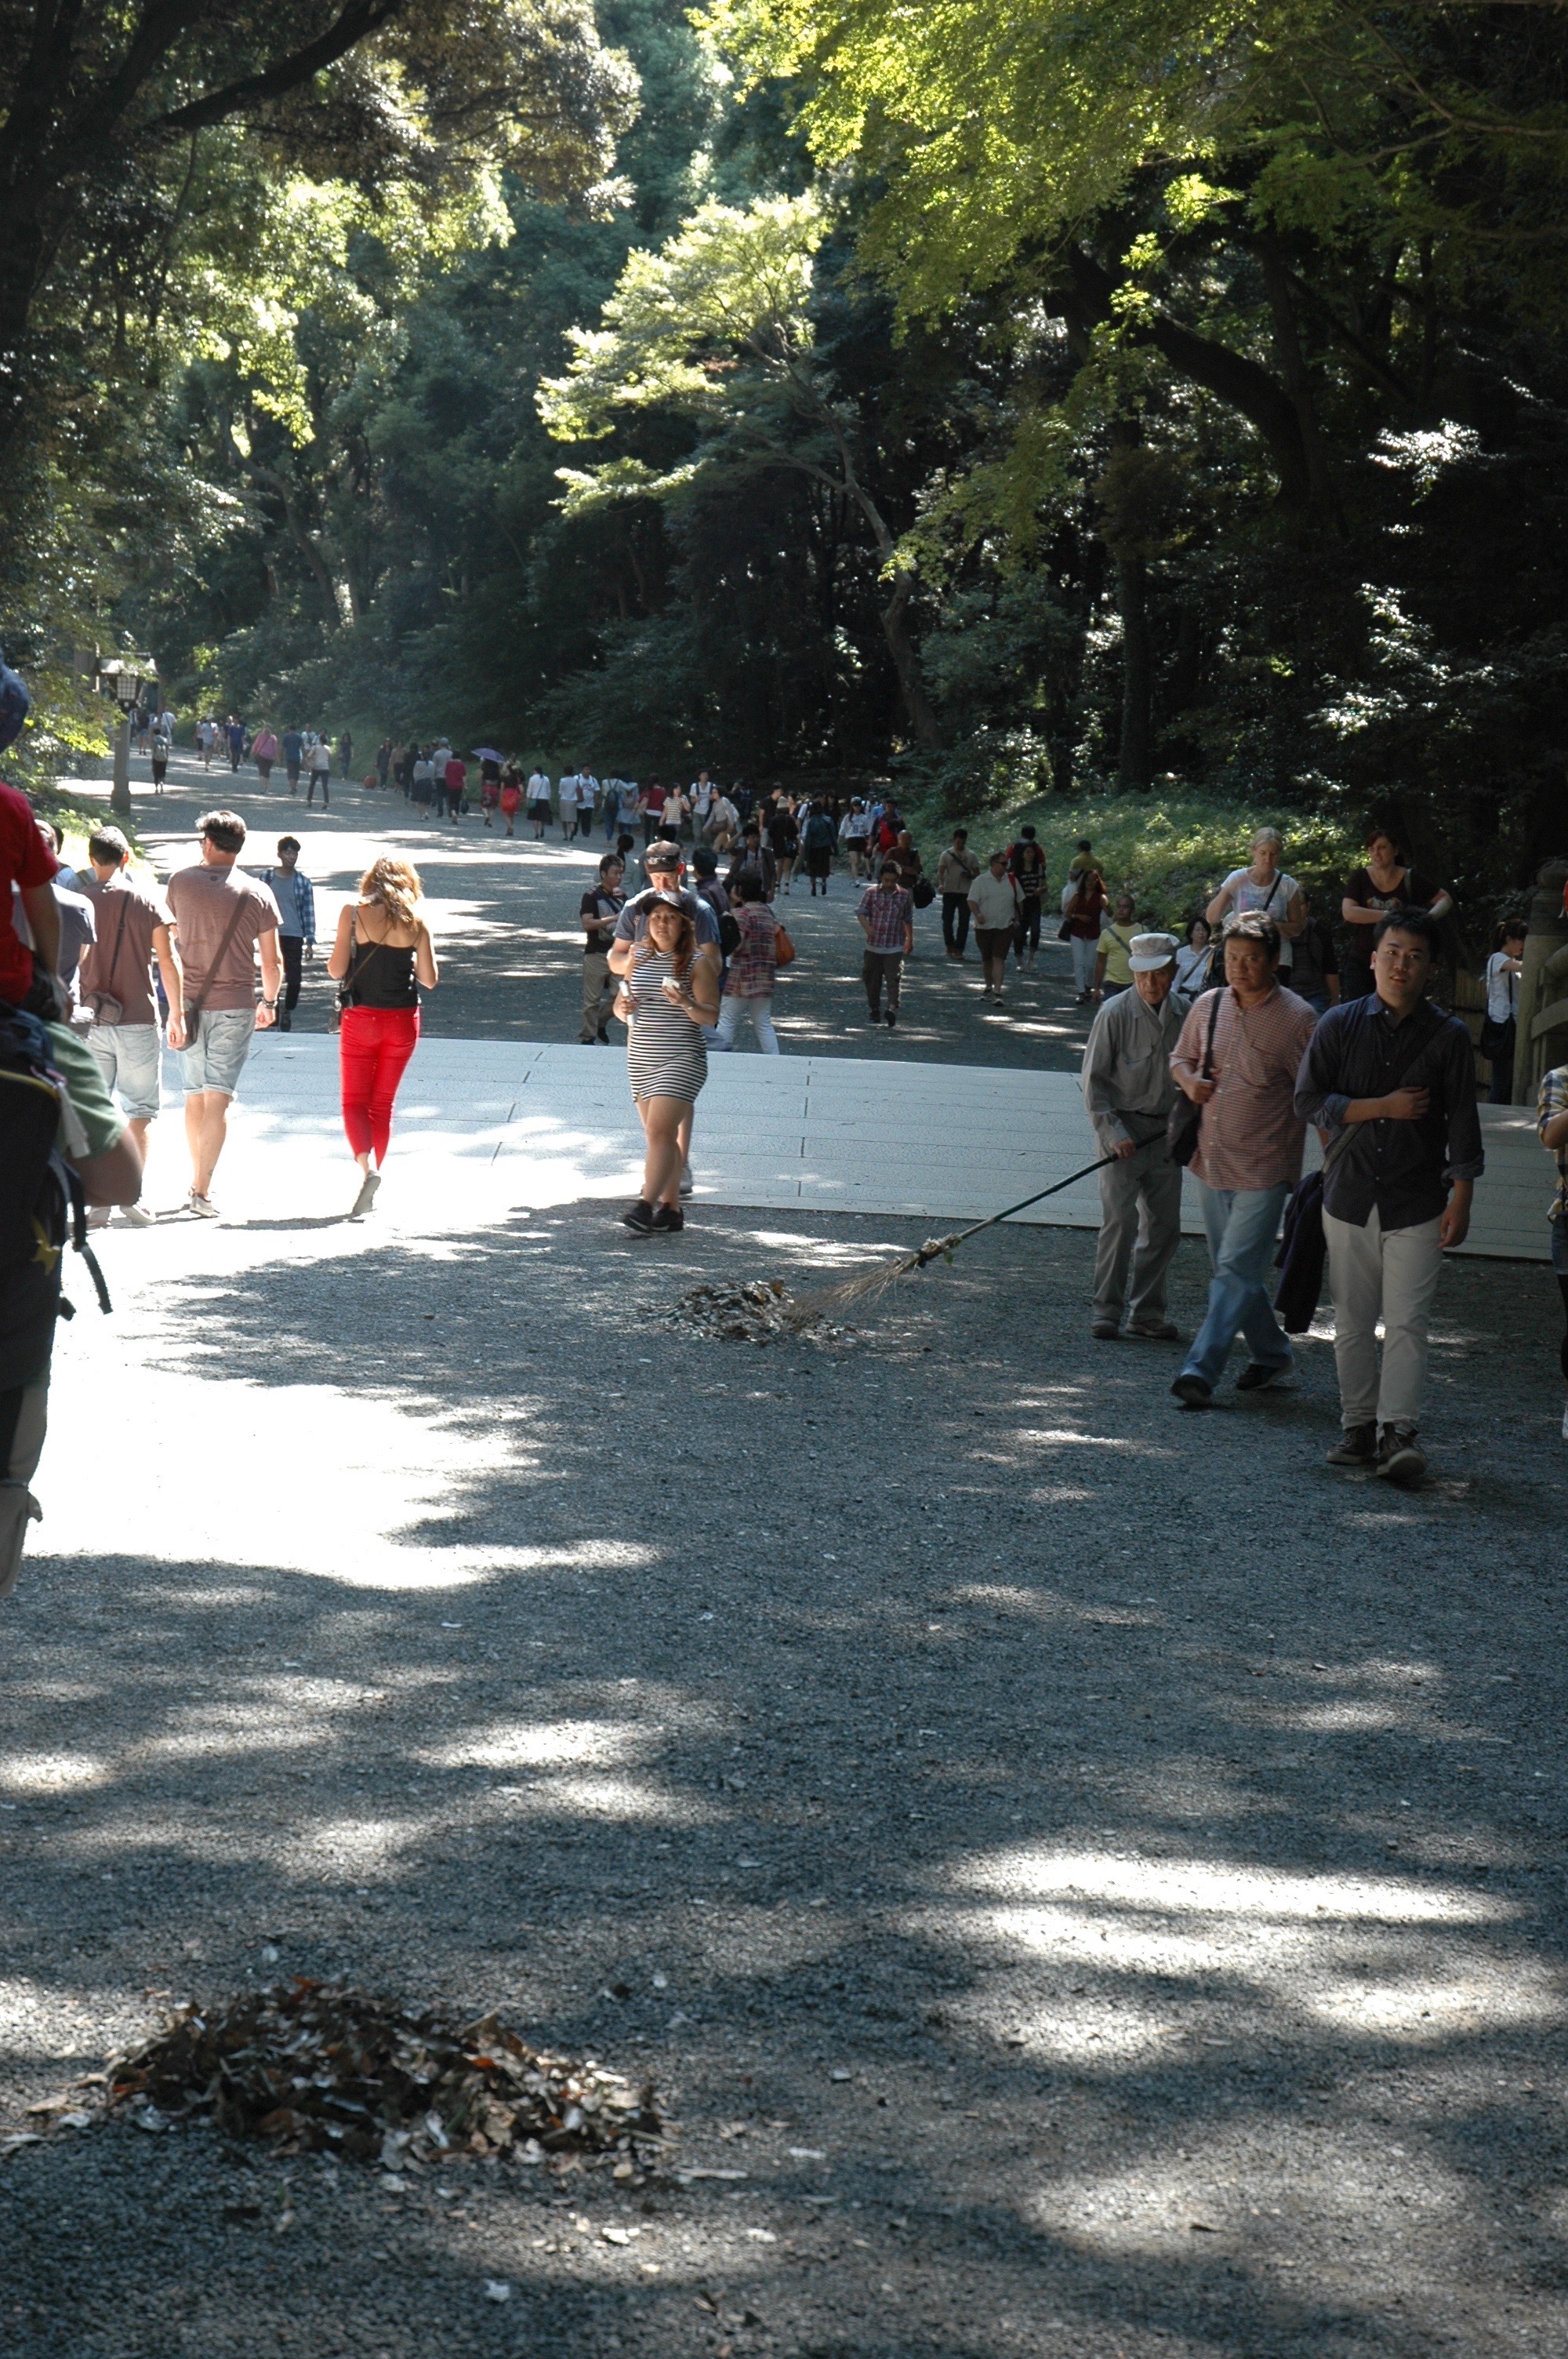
[1167,911,1319,1409]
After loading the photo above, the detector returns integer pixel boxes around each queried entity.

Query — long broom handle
[910,1152,1122,1268]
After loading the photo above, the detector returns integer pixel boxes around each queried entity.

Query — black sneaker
[886,1009,898,1028]
[1326,1423,1377,1467]
[596,1027,610,1045]
[1236,1360,1290,1392]
[1377,1425,1427,1486]
[621,1199,655,1234]
[651,1203,684,1233]
[1171,1373,1212,1409]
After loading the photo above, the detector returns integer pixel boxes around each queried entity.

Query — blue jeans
[1182,1180,1293,1389]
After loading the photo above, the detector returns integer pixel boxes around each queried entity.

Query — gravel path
[3,1190,1566,2357]
[5,751,1566,2356]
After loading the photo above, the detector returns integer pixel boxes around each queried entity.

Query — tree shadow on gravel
[2,1212,1566,2357]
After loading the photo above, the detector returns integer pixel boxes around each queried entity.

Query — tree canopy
[5,0,1567,916]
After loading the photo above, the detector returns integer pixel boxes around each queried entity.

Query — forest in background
[3,0,1567,932]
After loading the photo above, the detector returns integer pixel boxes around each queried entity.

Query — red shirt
[445,758,466,791]
[0,778,58,1001]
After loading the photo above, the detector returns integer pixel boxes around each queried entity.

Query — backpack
[0,1008,110,1394]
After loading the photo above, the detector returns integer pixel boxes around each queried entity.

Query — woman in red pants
[327,856,439,1217]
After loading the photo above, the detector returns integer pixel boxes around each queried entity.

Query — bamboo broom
[782,1154,1120,1325]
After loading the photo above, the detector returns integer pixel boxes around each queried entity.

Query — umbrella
[472,746,503,762]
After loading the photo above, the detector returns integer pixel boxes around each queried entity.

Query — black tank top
[346,935,418,1009]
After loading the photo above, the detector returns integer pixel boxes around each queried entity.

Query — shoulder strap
[339,911,380,1005]
[183,887,252,1027]
[1200,987,1223,1077]
[103,892,132,988]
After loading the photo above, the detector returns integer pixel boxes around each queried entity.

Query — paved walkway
[69,750,1555,1256]
[125,750,1100,1067]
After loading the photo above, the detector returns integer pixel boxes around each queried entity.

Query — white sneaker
[86,1206,111,1230]
[350,1170,382,1219]
[118,1202,154,1227]
[186,1190,220,1219]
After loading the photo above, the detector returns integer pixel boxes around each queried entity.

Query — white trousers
[716,995,779,1054]
[1071,935,1096,994]
[1322,1205,1446,1430]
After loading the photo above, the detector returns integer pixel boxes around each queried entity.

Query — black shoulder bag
[1167,988,1223,1167]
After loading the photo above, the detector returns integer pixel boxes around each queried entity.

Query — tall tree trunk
[1116,554,1152,790]
[879,568,939,747]
[1258,241,1344,535]
[0,205,48,469]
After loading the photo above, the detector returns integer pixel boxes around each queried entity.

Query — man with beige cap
[1080,930,1189,1340]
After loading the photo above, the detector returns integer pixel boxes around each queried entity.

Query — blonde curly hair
[360,856,422,929]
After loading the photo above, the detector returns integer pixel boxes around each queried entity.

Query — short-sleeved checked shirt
[858,884,913,952]
[1539,1065,1568,1222]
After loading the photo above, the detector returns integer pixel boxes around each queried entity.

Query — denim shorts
[86,1022,162,1121]
[1552,1213,1568,1277]
[180,1007,256,1097]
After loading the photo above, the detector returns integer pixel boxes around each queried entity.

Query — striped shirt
[1171,983,1319,1191]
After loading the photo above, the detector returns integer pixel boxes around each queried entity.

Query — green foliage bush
[898,776,1363,932]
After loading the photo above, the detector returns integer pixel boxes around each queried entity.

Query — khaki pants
[1093,1141,1183,1324]
[1322,1205,1446,1430]
[581,952,616,1041]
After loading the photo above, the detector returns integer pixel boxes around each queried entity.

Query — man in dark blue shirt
[1295,907,1483,1485]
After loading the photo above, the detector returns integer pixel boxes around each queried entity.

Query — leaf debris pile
[655,1278,845,1343]
[105,1981,661,2167]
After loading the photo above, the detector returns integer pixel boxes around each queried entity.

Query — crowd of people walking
[2,671,1566,1613]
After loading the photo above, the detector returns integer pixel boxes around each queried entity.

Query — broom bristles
[782,1234,961,1325]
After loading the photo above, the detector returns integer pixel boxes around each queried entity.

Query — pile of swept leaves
[656,1278,845,1344]
[105,1980,661,2168]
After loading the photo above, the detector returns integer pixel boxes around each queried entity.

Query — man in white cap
[1080,930,1189,1341]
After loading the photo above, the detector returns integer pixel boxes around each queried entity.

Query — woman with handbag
[327,857,439,1219]
[715,872,788,1053]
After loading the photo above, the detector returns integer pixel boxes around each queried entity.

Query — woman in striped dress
[613,896,720,1234]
